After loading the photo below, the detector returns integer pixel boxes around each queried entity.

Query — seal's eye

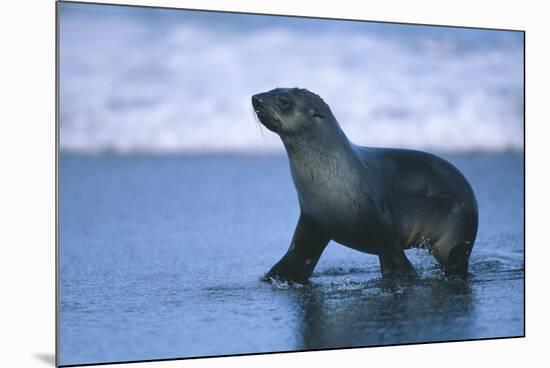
[277,95,291,109]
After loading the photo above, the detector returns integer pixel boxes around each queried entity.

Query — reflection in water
[285,277,474,350]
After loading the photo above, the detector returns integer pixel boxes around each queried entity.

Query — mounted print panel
[57,1,524,366]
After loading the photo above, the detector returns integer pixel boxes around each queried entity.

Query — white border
[2,1,548,367]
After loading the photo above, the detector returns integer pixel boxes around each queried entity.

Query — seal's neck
[281,123,355,164]
[280,123,372,220]
[280,123,364,197]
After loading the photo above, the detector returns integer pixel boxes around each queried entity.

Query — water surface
[59,153,524,366]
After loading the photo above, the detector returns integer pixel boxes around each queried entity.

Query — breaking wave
[59,3,524,154]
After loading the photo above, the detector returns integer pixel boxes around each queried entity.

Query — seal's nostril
[252,95,262,104]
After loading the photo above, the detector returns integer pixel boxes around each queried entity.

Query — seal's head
[252,88,331,136]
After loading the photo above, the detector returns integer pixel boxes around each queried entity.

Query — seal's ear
[309,109,325,119]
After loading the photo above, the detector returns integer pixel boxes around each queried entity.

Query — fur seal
[252,87,478,282]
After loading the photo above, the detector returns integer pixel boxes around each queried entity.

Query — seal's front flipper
[265,213,330,283]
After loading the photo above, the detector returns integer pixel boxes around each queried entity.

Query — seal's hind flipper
[432,208,478,277]
[378,247,417,279]
[442,241,473,277]
[376,227,417,279]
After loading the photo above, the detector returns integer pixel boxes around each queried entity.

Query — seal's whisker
[251,107,267,144]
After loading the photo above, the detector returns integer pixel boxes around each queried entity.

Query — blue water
[59,153,524,366]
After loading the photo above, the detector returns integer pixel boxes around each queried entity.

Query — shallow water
[59,153,524,365]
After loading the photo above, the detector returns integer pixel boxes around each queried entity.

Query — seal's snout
[252,92,272,119]
[252,91,281,133]
[251,94,263,110]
